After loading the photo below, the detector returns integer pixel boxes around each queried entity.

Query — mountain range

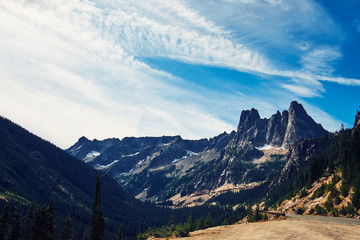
[1,101,359,239]
[67,101,328,206]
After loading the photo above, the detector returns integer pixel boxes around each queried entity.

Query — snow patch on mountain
[97,160,119,169]
[172,150,199,163]
[83,151,100,160]
[256,144,284,151]
[122,152,139,157]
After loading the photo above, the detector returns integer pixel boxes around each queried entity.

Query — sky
[0,0,359,149]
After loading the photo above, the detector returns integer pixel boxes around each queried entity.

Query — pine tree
[247,206,254,222]
[31,206,45,240]
[45,200,55,240]
[0,204,10,240]
[7,205,21,240]
[31,201,55,240]
[168,215,175,233]
[61,216,73,240]
[195,217,205,230]
[186,212,194,232]
[204,212,213,229]
[117,223,123,240]
[90,174,105,240]
[24,203,34,240]
[254,205,261,222]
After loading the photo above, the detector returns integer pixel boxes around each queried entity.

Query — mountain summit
[235,101,327,149]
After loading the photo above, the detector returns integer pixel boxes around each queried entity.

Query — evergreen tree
[0,204,10,240]
[352,178,360,210]
[246,206,254,222]
[195,217,205,230]
[117,223,123,240]
[204,212,213,229]
[31,206,45,240]
[186,212,194,232]
[254,205,261,222]
[7,205,21,240]
[24,203,34,240]
[90,174,105,240]
[31,202,55,240]
[45,200,55,240]
[61,216,73,240]
[168,215,175,233]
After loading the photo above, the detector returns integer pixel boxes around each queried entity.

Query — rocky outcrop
[234,101,327,149]
[270,139,319,188]
[208,131,236,150]
[266,110,288,146]
[236,108,268,146]
[354,110,360,129]
[282,101,328,148]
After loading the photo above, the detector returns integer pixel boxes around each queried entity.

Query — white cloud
[0,0,354,148]
[281,84,323,98]
[0,0,236,148]
[300,47,341,76]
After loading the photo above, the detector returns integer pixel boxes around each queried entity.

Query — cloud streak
[0,0,356,147]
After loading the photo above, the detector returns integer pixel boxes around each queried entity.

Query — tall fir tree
[186,212,194,232]
[204,212,213,229]
[61,216,73,240]
[90,174,105,240]
[168,215,175,233]
[0,204,10,240]
[7,205,21,240]
[195,216,205,230]
[24,203,34,240]
[45,200,55,240]
[31,201,55,240]
[31,206,45,240]
[117,223,123,240]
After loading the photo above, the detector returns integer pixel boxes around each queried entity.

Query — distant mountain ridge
[67,101,328,206]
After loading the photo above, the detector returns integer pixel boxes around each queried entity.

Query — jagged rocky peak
[354,109,360,129]
[236,108,268,146]
[282,101,327,148]
[235,101,327,149]
[265,110,288,147]
[78,136,89,142]
[237,108,261,132]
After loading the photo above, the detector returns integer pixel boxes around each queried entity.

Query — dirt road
[178,216,360,240]
[287,213,360,225]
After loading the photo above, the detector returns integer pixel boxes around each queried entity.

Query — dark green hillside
[0,116,249,239]
[0,116,147,238]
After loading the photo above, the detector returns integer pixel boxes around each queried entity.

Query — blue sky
[0,0,359,148]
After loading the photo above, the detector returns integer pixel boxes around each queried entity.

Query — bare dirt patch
[155,217,360,240]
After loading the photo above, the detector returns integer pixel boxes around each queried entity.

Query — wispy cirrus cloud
[0,0,356,147]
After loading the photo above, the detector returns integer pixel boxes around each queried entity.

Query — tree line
[0,175,123,240]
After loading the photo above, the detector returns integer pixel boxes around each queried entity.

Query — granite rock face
[282,101,328,149]
[235,101,327,149]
